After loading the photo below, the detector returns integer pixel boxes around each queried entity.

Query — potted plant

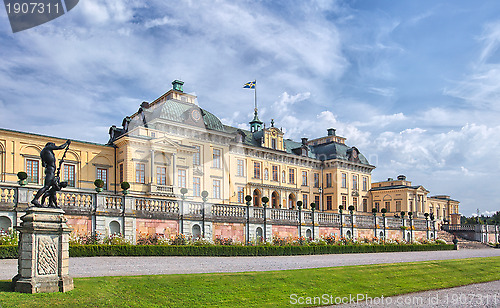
[94,179,105,193]
[17,171,28,186]
[121,181,130,195]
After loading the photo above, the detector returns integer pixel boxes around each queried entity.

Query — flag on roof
[243,80,256,89]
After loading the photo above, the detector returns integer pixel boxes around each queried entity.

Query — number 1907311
[5,2,60,15]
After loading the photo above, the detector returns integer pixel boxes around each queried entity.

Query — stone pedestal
[12,207,74,293]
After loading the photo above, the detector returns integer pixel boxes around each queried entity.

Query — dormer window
[301,148,307,156]
[271,138,277,149]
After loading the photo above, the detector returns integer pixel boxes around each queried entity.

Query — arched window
[0,216,11,232]
[256,227,263,243]
[253,189,261,207]
[305,229,312,238]
[288,193,296,209]
[109,221,121,235]
[271,191,279,208]
[192,224,201,238]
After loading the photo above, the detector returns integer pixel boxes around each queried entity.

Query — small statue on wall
[31,140,71,208]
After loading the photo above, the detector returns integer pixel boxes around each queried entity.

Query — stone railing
[135,198,178,213]
[58,191,94,208]
[356,215,375,228]
[0,186,16,205]
[317,212,340,225]
[212,204,246,218]
[188,202,203,215]
[105,196,123,210]
[412,219,427,230]
[271,208,298,222]
[253,207,264,219]
[386,217,402,229]
[442,224,475,231]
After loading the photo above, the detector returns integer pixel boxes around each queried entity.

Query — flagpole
[254,80,257,111]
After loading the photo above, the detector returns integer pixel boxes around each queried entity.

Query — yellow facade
[0,128,115,192]
[0,81,458,223]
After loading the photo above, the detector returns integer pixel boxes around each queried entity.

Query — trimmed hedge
[68,244,454,257]
[0,244,454,259]
[0,245,17,259]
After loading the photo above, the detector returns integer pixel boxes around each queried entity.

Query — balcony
[149,184,175,197]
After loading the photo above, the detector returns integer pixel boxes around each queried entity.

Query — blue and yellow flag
[243,80,256,89]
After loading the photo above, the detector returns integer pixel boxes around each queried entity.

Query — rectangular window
[289,168,295,184]
[362,177,368,191]
[271,138,277,150]
[363,199,368,212]
[237,187,244,203]
[314,173,319,188]
[136,163,145,184]
[375,202,380,212]
[272,165,278,181]
[385,201,391,212]
[193,177,201,196]
[341,173,347,188]
[342,195,347,208]
[213,179,221,199]
[63,164,76,187]
[326,173,332,187]
[237,159,245,176]
[326,196,332,210]
[302,171,308,186]
[315,195,320,209]
[119,164,124,184]
[156,166,167,185]
[212,149,221,168]
[26,159,39,184]
[353,175,358,190]
[97,168,108,190]
[303,194,308,209]
[193,145,201,166]
[178,169,187,188]
[253,162,261,179]
[396,200,401,212]
[353,197,358,210]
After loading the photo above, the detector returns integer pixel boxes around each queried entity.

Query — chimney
[327,128,336,136]
[301,137,308,145]
[397,175,406,181]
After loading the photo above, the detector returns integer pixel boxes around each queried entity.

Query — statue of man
[31,140,71,207]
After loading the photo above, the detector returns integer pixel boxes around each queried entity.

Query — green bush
[0,245,18,259]
[68,243,454,258]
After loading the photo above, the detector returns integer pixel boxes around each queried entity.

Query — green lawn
[0,257,499,307]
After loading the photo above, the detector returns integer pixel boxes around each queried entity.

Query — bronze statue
[31,140,71,208]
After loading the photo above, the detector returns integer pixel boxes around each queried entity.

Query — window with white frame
[302,171,308,186]
[212,148,221,168]
[237,159,245,176]
[193,177,201,196]
[237,186,244,203]
[178,169,187,188]
[213,179,221,199]
[136,163,145,184]
[156,166,167,186]
[193,145,201,166]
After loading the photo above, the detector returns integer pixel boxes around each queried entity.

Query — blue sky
[1,0,500,216]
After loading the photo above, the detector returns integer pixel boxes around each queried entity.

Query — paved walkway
[333,280,500,308]
[0,248,498,279]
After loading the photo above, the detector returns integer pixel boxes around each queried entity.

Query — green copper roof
[157,100,225,132]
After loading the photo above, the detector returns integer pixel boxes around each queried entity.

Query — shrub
[94,179,105,188]
[171,234,188,245]
[103,234,130,245]
[0,229,18,246]
[121,182,130,190]
[17,171,27,180]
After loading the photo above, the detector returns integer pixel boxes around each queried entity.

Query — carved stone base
[13,207,74,293]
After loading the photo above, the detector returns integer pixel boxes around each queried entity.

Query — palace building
[0,80,460,241]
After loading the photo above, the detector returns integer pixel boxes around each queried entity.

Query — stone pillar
[13,207,73,293]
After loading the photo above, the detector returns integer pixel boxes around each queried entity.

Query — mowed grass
[0,257,499,308]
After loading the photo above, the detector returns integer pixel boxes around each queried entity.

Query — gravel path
[0,248,498,279]
[330,280,500,308]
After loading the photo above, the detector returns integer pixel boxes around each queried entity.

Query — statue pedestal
[12,207,74,293]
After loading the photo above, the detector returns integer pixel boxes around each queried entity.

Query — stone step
[437,230,492,249]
